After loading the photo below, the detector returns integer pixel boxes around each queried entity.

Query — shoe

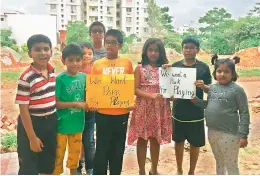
[86,169,93,175]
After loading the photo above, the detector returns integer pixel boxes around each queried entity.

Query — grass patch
[1,132,17,150]
[1,71,22,81]
[242,147,259,155]
[237,69,260,77]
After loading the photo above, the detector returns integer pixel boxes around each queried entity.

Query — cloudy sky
[1,0,258,27]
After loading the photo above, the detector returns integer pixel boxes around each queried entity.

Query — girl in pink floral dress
[128,38,172,175]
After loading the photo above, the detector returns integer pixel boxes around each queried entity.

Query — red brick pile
[236,47,260,67]
[0,116,17,137]
[1,53,29,71]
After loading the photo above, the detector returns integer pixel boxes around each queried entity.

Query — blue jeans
[82,111,96,170]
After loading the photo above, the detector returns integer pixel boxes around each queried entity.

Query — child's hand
[190,96,198,103]
[161,64,172,69]
[150,93,163,99]
[74,102,88,109]
[239,138,248,148]
[29,137,44,152]
[170,96,176,102]
[195,80,205,89]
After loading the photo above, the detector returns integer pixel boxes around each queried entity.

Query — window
[61,9,64,12]
[137,12,139,15]
[50,4,56,10]
[126,27,131,32]
[145,17,148,22]
[144,8,147,13]
[126,8,131,12]
[107,7,110,11]
[61,19,64,23]
[136,27,139,30]
[71,6,76,13]
[116,21,120,25]
[144,0,148,2]
[70,0,75,3]
[137,2,139,5]
[62,25,65,28]
[137,7,139,10]
[71,15,76,21]
[117,4,120,8]
[126,17,132,23]
[144,27,148,32]
[61,14,64,18]
[117,12,120,17]
[100,6,103,9]
[137,22,139,25]
[136,17,139,20]
[1,18,4,21]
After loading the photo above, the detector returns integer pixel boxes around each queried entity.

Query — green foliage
[0,29,15,47]
[66,21,92,44]
[248,1,260,16]
[238,69,260,77]
[10,45,19,52]
[1,71,21,81]
[121,34,137,54]
[164,32,182,52]
[21,43,28,52]
[1,132,17,150]
[160,7,174,32]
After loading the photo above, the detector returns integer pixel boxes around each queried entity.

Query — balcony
[89,10,98,16]
[50,9,58,14]
[45,0,59,4]
[106,0,114,7]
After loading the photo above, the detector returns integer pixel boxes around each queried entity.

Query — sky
[1,0,258,27]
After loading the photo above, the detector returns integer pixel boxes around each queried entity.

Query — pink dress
[128,64,172,145]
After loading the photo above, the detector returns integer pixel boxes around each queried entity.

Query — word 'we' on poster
[159,67,196,99]
[86,74,134,108]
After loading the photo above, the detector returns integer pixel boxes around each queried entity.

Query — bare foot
[175,170,183,175]
[188,171,194,175]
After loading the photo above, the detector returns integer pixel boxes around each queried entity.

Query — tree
[66,21,92,44]
[163,32,182,52]
[0,29,15,47]
[248,1,260,16]
[147,0,167,38]
[199,7,232,33]
[121,34,137,54]
[160,7,174,32]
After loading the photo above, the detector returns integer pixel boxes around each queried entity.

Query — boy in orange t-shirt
[91,29,133,175]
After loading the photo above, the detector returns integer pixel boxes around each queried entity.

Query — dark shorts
[172,117,205,147]
[17,112,58,175]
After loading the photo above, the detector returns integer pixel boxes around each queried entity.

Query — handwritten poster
[86,74,134,108]
[159,67,196,99]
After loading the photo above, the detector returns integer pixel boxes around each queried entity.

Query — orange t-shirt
[91,57,134,115]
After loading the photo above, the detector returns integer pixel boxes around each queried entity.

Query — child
[193,58,250,175]
[53,43,88,175]
[171,37,212,175]
[89,21,107,61]
[127,38,172,175]
[15,34,57,174]
[78,42,95,175]
[91,29,134,175]
[233,56,240,64]
[211,54,218,65]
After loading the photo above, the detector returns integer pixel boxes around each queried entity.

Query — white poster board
[159,67,196,99]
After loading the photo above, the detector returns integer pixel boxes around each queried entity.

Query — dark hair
[27,34,52,51]
[62,43,83,60]
[80,42,94,53]
[89,21,106,35]
[233,56,240,64]
[181,36,200,48]
[212,58,238,82]
[211,54,218,65]
[141,38,168,66]
[105,29,123,44]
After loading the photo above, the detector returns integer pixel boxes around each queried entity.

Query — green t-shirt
[56,72,86,134]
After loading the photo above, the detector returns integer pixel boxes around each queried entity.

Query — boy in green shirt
[53,43,88,175]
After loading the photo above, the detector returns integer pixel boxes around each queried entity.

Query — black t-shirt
[172,59,212,121]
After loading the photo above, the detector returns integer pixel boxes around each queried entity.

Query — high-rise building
[45,0,149,39]
[45,0,81,30]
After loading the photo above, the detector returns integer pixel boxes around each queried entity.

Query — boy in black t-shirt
[171,37,212,175]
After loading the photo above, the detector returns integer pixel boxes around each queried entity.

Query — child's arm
[19,104,44,152]
[236,87,250,147]
[195,80,210,93]
[192,97,208,109]
[134,66,162,99]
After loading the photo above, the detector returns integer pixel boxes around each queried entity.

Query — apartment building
[81,0,149,39]
[45,0,81,30]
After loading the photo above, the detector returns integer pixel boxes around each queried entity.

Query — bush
[10,45,19,52]
[1,132,17,150]
[21,43,28,52]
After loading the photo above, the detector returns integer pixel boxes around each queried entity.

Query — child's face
[28,42,52,69]
[82,48,93,65]
[63,55,82,75]
[216,64,233,85]
[147,43,159,64]
[182,43,199,60]
[104,35,122,57]
[90,25,105,44]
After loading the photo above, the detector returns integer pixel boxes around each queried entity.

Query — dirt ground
[1,81,260,175]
